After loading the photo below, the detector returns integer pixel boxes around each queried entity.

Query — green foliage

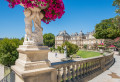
[57,46,62,53]
[113,0,120,13]
[77,50,102,58]
[43,33,55,47]
[50,47,53,52]
[50,46,56,52]
[62,41,79,57]
[94,16,120,39]
[114,40,120,49]
[0,38,23,67]
[83,44,87,49]
[104,40,114,48]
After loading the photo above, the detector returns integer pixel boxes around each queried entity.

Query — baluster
[79,63,82,78]
[98,59,100,70]
[95,60,97,71]
[93,61,96,72]
[62,66,67,82]
[57,68,62,82]
[76,63,79,80]
[92,61,94,73]
[94,61,97,72]
[89,62,92,74]
[83,63,85,77]
[72,64,75,81]
[86,62,88,76]
[96,60,98,71]
[88,62,91,75]
[67,65,71,82]
[96,60,98,70]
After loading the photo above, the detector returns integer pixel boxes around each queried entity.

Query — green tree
[113,0,120,14]
[94,17,120,39]
[43,33,55,47]
[83,44,87,49]
[62,41,79,57]
[57,46,62,53]
[0,38,23,67]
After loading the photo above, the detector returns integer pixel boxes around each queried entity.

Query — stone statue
[23,7,44,46]
[63,45,67,58]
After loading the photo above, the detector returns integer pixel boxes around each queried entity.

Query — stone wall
[0,64,4,80]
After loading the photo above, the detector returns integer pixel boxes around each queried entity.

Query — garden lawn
[77,50,102,58]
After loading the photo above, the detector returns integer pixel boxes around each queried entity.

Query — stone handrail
[52,53,114,82]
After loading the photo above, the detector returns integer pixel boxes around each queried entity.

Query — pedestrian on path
[55,52,57,57]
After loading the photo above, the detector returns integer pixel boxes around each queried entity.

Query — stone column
[12,45,57,82]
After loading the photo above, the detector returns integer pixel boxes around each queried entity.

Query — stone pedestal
[12,45,57,82]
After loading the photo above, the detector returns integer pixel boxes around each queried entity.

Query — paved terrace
[89,52,120,82]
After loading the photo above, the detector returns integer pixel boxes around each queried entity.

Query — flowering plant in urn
[6,0,65,46]
[98,43,105,54]
[98,43,105,48]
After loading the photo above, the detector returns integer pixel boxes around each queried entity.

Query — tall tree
[94,17,120,39]
[43,33,55,47]
[0,38,23,67]
[113,0,120,14]
[62,41,79,57]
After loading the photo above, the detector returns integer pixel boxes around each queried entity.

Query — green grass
[77,50,102,58]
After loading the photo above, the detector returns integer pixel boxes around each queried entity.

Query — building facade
[55,30,109,49]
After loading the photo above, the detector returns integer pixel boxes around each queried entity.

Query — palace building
[55,30,110,49]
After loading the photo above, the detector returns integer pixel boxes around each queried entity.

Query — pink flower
[6,0,65,24]
[109,45,115,48]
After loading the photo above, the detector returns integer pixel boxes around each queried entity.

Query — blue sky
[0,0,117,38]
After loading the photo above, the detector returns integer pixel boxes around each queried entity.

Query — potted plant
[6,0,65,45]
[7,0,65,24]
[98,43,105,54]
[108,45,116,52]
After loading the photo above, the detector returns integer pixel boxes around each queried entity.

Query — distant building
[55,30,110,49]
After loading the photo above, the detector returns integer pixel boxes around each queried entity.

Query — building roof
[57,30,70,36]
[56,30,95,37]
[71,32,78,36]
[79,30,84,36]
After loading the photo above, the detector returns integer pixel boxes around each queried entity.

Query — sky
[0,0,117,38]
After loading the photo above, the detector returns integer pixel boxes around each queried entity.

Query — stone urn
[109,47,115,52]
[98,46,105,54]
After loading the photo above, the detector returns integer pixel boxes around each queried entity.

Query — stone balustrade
[52,53,114,82]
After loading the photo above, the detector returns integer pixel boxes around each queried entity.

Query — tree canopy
[61,41,79,57]
[43,33,55,47]
[113,0,120,14]
[94,16,120,39]
[0,38,23,67]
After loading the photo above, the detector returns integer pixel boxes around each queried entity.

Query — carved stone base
[12,45,57,82]
[23,41,43,46]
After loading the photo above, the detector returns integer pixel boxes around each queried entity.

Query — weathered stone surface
[0,64,4,80]
[12,45,57,82]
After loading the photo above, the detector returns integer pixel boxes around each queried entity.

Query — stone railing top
[52,53,113,68]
